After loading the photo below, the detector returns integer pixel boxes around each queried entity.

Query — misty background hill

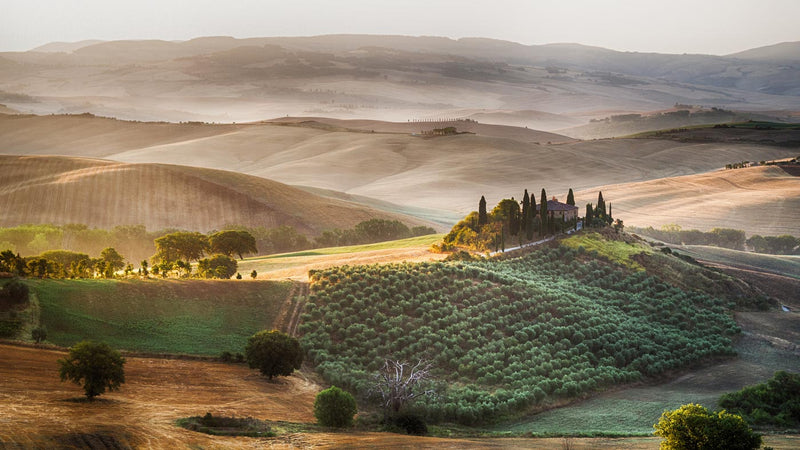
[1,35,798,129]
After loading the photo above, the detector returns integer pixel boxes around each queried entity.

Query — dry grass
[577,166,800,235]
[0,154,432,233]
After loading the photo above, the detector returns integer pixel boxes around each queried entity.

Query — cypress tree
[540,189,548,235]
[597,191,606,219]
[566,188,575,206]
[521,190,530,237]
[586,204,594,228]
[478,196,488,226]
[608,204,613,224]
[508,197,519,236]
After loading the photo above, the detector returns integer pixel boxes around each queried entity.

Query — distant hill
[576,165,800,236]
[30,40,105,53]
[728,41,800,62]
[0,155,433,233]
[1,35,799,124]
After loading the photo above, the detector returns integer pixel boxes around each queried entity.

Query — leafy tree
[0,279,29,304]
[58,341,126,400]
[139,259,149,276]
[566,188,575,206]
[314,386,358,427]
[478,196,488,226]
[31,326,47,343]
[197,254,237,279]
[410,226,437,237]
[0,250,26,276]
[153,231,209,263]
[209,230,257,260]
[653,403,761,450]
[245,330,303,380]
[100,247,125,272]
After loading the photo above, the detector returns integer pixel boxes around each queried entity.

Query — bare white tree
[370,359,436,417]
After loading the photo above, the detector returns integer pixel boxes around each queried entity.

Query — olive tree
[58,341,126,400]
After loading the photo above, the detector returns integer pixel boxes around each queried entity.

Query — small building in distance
[539,197,579,222]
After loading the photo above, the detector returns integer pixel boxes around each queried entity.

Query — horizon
[2,0,799,55]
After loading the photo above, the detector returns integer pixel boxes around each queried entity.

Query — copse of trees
[718,371,800,427]
[153,231,209,263]
[630,225,748,251]
[197,254,238,279]
[437,188,590,252]
[746,234,799,255]
[316,219,435,248]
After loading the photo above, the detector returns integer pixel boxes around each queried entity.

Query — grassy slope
[675,245,800,280]
[0,154,434,233]
[31,278,293,355]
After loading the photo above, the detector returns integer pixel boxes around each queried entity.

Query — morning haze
[1,1,799,449]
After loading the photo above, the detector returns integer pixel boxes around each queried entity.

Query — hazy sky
[2,0,798,55]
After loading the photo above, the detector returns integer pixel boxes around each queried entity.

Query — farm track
[286,283,309,337]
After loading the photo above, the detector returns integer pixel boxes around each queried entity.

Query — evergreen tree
[566,188,575,206]
[478,196,488,226]
[521,190,530,236]
[539,189,548,235]
[586,204,594,228]
[508,198,519,236]
[608,204,613,224]
[597,191,606,219]
[528,193,537,240]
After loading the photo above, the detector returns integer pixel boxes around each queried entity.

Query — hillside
[2,35,799,124]
[0,155,434,233]
[575,165,800,236]
[3,114,797,220]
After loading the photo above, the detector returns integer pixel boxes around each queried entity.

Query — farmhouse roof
[537,199,578,212]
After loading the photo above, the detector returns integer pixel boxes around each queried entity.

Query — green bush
[245,330,303,379]
[653,403,761,450]
[314,386,358,427]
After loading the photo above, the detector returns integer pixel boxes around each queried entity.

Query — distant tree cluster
[315,219,435,248]
[630,225,747,250]
[0,247,131,279]
[719,371,800,428]
[745,234,799,255]
[437,188,584,252]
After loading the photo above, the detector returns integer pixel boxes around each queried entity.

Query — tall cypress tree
[521,190,530,236]
[585,204,594,228]
[478,196,488,226]
[597,191,606,219]
[508,197,519,236]
[566,188,575,206]
[540,189,548,235]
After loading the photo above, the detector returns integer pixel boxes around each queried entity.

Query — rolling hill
[0,155,434,233]
[2,114,798,230]
[2,35,799,125]
[575,165,800,236]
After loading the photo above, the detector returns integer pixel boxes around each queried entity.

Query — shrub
[653,403,761,450]
[393,412,428,435]
[31,326,47,343]
[0,279,29,305]
[314,386,358,427]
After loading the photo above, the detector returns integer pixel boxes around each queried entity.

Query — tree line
[630,224,799,254]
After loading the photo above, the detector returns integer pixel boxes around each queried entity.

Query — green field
[31,278,293,355]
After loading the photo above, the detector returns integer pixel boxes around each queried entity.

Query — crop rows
[299,246,739,424]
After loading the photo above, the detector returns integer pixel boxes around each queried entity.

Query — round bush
[314,386,357,427]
